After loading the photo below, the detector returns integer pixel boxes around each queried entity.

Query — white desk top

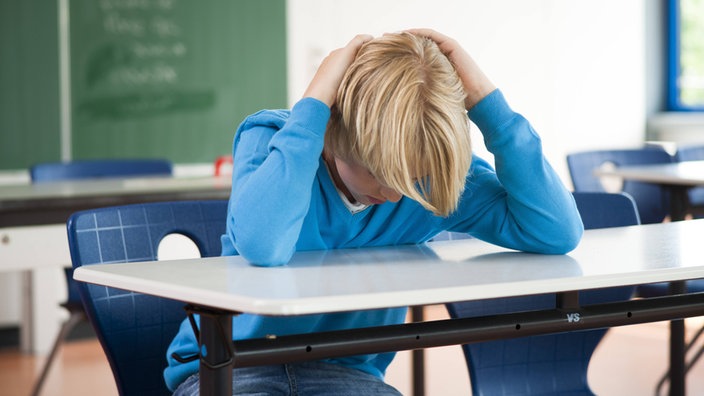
[594,160,704,186]
[74,220,704,316]
[0,175,231,201]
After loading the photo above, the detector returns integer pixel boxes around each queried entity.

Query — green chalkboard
[0,0,61,170]
[70,0,287,163]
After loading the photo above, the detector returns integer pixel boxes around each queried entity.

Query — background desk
[595,160,704,221]
[75,220,704,395]
[595,159,704,394]
[0,175,230,353]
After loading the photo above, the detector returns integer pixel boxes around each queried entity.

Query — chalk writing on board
[78,0,214,118]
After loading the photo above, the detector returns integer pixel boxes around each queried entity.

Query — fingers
[405,28,445,42]
[347,34,374,49]
[334,34,374,69]
[302,34,374,107]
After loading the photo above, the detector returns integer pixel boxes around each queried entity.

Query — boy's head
[325,32,471,217]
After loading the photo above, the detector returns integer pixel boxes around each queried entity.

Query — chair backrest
[566,148,673,224]
[571,191,640,229]
[67,200,228,395]
[674,144,704,163]
[30,158,173,182]
[30,159,174,307]
[674,144,704,207]
[446,192,640,396]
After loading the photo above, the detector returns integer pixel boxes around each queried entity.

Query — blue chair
[569,148,704,392]
[66,200,228,395]
[566,148,673,224]
[674,144,704,217]
[636,145,704,392]
[30,158,173,396]
[445,191,640,396]
[29,158,173,182]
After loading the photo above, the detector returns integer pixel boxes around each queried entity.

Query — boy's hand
[406,28,496,110]
[303,34,373,107]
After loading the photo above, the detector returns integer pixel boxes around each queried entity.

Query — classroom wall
[0,0,287,171]
[287,0,648,184]
[0,0,656,335]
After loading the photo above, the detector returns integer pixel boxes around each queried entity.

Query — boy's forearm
[467,89,583,254]
[229,99,329,266]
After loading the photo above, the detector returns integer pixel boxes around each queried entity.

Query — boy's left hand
[406,28,496,110]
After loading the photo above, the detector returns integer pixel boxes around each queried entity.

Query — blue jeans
[173,361,403,396]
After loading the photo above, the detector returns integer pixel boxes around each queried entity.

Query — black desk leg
[668,187,690,396]
[410,306,425,396]
[199,310,234,396]
[669,186,691,222]
[669,280,686,396]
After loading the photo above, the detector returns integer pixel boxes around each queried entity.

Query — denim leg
[172,361,401,396]
[291,361,402,396]
[173,365,291,396]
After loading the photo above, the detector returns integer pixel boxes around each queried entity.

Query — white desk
[0,175,230,353]
[75,220,704,395]
[595,160,704,221]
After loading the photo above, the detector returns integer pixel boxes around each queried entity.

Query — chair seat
[636,279,704,298]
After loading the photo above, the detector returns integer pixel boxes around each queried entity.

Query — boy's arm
[455,90,583,254]
[413,28,582,253]
[228,35,372,267]
[228,100,329,266]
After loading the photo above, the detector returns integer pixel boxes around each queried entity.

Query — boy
[167,29,583,395]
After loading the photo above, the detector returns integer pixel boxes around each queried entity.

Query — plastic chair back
[674,144,704,162]
[67,200,228,395]
[445,192,640,396]
[674,144,704,208]
[566,148,673,224]
[28,158,175,396]
[30,159,172,183]
[29,158,174,305]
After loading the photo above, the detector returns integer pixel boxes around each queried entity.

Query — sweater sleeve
[447,89,583,254]
[226,98,330,266]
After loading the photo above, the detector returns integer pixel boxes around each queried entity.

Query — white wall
[286,0,647,185]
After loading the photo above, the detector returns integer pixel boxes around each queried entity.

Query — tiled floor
[4,305,704,395]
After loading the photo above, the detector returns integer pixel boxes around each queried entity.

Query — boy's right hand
[303,34,373,108]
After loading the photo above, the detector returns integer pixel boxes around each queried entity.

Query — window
[667,0,704,110]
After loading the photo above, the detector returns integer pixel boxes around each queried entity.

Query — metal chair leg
[655,324,704,396]
[30,310,87,396]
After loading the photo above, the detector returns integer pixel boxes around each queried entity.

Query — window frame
[667,0,704,111]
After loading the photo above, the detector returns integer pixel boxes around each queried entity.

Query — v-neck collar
[319,158,369,215]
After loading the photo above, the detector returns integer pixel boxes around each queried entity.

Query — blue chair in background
[30,158,173,396]
[444,191,640,395]
[29,158,173,182]
[636,144,704,392]
[674,144,704,217]
[66,200,228,395]
[569,148,704,392]
[566,148,673,224]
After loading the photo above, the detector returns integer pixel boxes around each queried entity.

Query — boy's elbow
[235,235,294,267]
[551,221,584,254]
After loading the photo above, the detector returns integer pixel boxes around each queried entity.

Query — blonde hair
[325,32,471,217]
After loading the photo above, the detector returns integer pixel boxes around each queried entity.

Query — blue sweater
[164,89,583,391]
